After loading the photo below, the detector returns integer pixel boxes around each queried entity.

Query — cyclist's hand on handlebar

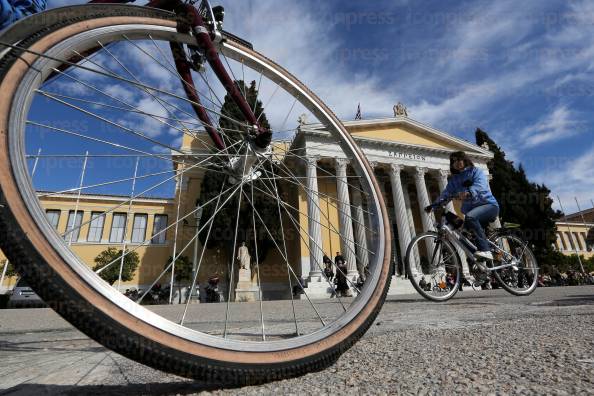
[457,191,470,200]
[424,205,433,213]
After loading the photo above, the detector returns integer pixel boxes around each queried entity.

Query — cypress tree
[198,80,279,273]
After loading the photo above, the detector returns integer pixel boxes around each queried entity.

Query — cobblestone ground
[0,286,593,395]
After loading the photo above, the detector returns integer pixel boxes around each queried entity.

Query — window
[109,213,127,243]
[65,210,83,242]
[131,214,148,243]
[151,214,168,244]
[45,210,60,230]
[87,212,105,242]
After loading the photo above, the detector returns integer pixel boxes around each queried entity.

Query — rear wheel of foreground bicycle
[405,232,461,302]
[0,5,390,384]
[491,233,538,296]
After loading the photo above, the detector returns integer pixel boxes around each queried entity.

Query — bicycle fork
[88,0,272,154]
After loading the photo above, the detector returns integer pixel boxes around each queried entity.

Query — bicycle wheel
[0,5,390,384]
[405,232,461,302]
[491,233,538,296]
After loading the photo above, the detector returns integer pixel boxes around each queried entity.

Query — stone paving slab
[0,286,593,395]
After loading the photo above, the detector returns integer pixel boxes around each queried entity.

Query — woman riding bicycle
[426,151,499,260]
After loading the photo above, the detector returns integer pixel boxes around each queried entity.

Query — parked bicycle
[405,204,538,302]
[0,0,391,385]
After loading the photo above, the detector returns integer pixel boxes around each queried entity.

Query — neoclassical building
[1,112,499,299]
[293,115,493,296]
[554,209,594,259]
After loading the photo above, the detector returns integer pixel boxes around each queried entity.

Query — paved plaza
[0,286,593,395]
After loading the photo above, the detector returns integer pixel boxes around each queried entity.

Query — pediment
[344,118,484,154]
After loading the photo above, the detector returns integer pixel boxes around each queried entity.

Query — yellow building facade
[554,210,594,259]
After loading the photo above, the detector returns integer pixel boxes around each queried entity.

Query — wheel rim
[408,234,459,300]
[494,235,538,294]
[4,22,388,352]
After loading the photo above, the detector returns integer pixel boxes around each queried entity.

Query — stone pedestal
[300,278,333,299]
[234,267,260,302]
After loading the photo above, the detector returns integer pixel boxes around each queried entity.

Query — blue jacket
[0,0,46,31]
[433,166,499,214]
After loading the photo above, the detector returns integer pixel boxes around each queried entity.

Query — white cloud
[519,106,585,148]
[533,145,594,213]
[104,84,137,103]
[219,0,396,121]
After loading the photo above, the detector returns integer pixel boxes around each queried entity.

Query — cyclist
[0,0,46,30]
[425,151,499,260]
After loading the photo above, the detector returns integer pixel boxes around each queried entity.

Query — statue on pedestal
[235,242,260,301]
[237,242,251,282]
[298,113,308,126]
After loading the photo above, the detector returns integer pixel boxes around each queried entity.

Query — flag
[355,103,362,120]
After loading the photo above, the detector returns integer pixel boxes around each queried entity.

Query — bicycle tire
[491,232,538,296]
[0,5,391,385]
[404,231,461,302]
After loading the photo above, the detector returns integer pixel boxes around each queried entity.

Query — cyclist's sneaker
[474,250,493,260]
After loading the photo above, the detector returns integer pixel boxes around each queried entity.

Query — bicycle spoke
[241,188,328,325]
[248,174,351,304]
[168,161,184,304]
[116,157,140,291]
[67,151,88,246]
[179,177,227,325]
[136,179,245,304]
[223,144,250,338]
[249,174,265,340]
[61,139,245,239]
[94,177,240,276]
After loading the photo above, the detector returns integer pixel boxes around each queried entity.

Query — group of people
[538,270,594,287]
[323,252,352,297]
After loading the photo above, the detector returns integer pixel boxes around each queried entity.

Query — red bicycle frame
[88,0,271,151]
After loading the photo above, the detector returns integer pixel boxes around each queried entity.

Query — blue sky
[45,0,594,214]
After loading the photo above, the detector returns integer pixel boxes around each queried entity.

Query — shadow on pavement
[2,382,222,396]
[0,339,102,354]
[540,295,594,307]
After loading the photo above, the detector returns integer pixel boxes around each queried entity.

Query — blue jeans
[464,204,499,252]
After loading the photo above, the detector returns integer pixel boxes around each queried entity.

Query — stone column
[374,164,399,275]
[414,167,435,259]
[414,167,434,233]
[437,169,469,276]
[350,186,369,281]
[437,169,455,213]
[388,164,413,270]
[305,156,324,281]
[402,181,421,271]
[335,158,358,279]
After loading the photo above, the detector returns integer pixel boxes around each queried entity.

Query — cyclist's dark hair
[449,151,474,174]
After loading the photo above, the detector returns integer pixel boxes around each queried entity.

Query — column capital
[305,155,320,167]
[389,163,404,175]
[414,167,429,180]
[368,160,381,170]
[437,168,449,179]
[335,158,350,170]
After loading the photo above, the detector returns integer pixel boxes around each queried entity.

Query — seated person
[426,151,500,260]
